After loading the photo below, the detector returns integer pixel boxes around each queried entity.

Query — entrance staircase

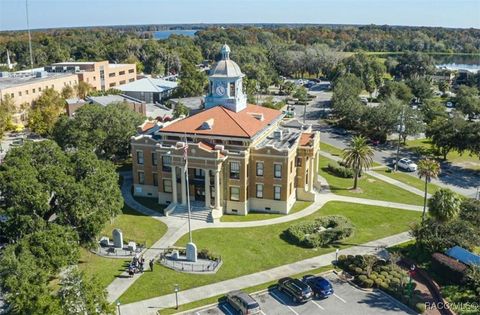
[170,201,213,222]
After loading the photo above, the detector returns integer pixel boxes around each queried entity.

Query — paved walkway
[107,172,424,303]
[119,232,412,315]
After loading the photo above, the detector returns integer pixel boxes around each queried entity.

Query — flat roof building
[45,61,137,91]
[131,45,320,221]
[0,71,78,123]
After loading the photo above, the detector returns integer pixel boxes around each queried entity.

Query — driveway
[187,272,415,315]
[292,86,479,199]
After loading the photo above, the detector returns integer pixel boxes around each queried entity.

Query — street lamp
[174,284,180,309]
[335,248,339,263]
[116,301,121,315]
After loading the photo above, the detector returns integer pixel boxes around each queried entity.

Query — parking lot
[187,272,416,315]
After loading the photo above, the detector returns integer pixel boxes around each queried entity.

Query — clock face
[215,84,226,96]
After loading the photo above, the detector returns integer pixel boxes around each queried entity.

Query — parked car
[302,275,334,298]
[277,277,313,303]
[396,158,418,172]
[225,290,261,315]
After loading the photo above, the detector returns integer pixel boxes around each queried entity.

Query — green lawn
[319,158,424,205]
[132,196,167,215]
[375,169,442,195]
[119,201,421,304]
[78,205,168,288]
[405,138,480,171]
[220,201,312,222]
[320,142,382,167]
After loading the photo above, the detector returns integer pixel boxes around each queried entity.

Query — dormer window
[200,118,214,130]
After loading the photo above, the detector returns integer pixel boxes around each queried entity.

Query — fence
[159,253,222,273]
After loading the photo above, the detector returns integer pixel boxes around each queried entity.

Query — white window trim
[229,185,241,201]
[256,161,264,177]
[256,183,264,198]
[274,162,282,179]
[274,185,281,200]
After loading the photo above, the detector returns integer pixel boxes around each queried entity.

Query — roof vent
[200,118,214,130]
[248,112,264,121]
[273,130,283,140]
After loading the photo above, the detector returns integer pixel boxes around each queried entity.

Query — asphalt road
[188,272,415,315]
[292,84,479,199]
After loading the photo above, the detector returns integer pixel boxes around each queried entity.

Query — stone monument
[112,229,123,248]
[186,242,198,262]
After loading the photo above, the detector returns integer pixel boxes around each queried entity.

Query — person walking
[149,258,154,272]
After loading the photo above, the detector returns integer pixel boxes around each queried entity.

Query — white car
[396,158,418,172]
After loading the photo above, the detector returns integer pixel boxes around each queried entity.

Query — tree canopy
[28,88,66,136]
[0,140,123,244]
[53,103,144,161]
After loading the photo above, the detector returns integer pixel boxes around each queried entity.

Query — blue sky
[0,0,479,31]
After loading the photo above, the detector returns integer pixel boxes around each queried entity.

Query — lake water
[154,30,197,40]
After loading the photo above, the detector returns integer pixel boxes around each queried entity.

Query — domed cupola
[205,44,247,112]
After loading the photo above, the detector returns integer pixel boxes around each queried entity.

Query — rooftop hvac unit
[273,130,283,140]
[35,71,48,78]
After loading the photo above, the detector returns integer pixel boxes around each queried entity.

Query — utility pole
[394,106,405,172]
[25,0,34,72]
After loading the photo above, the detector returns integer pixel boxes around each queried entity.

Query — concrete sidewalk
[119,232,412,315]
[318,151,430,198]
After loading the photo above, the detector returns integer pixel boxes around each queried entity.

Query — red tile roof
[141,121,156,132]
[160,104,282,138]
[299,133,313,146]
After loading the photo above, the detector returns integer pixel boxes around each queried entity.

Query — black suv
[277,277,313,303]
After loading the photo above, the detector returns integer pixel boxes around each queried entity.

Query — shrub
[347,255,355,261]
[369,274,378,281]
[337,254,347,263]
[379,282,389,290]
[326,163,354,178]
[348,264,357,272]
[198,248,219,261]
[363,279,374,288]
[390,277,401,286]
[431,253,468,284]
[354,267,364,275]
[284,215,355,248]
[375,279,384,287]
[357,275,368,282]
[415,303,426,314]
[380,271,389,277]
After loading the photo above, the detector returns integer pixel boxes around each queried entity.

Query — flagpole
[184,134,193,243]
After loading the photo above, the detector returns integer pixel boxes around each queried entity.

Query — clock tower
[204,44,247,112]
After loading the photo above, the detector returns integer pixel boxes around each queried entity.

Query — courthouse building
[131,44,320,219]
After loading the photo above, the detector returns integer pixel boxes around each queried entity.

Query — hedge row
[431,252,468,284]
[285,215,354,248]
[327,163,354,178]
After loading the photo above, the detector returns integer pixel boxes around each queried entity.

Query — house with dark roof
[130,45,320,221]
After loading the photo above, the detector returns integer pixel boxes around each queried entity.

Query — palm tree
[428,188,462,223]
[417,158,441,222]
[342,136,374,190]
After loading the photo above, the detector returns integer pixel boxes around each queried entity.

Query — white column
[309,156,315,191]
[171,166,177,204]
[180,166,186,205]
[214,170,221,209]
[204,169,211,208]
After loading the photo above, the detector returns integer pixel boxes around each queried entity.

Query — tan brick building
[45,61,136,91]
[131,45,320,220]
[0,71,78,123]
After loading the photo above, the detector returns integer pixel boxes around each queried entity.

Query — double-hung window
[152,152,158,166]
[256,184,263,198]
[138,171,145,184]
[162,155,172,172]
[274,163,282,178]
[256,162,264,176]
[230,187,240,201]
[137,151,144,165]
[230,161,240,179]
[274,186,281,200]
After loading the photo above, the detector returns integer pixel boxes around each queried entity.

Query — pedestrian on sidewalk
[149,258,154,272]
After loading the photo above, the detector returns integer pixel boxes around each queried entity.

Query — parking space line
[311,300,325,310]
[260,310,267,315]
[269,291,299,315]
[334,293,347,303]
